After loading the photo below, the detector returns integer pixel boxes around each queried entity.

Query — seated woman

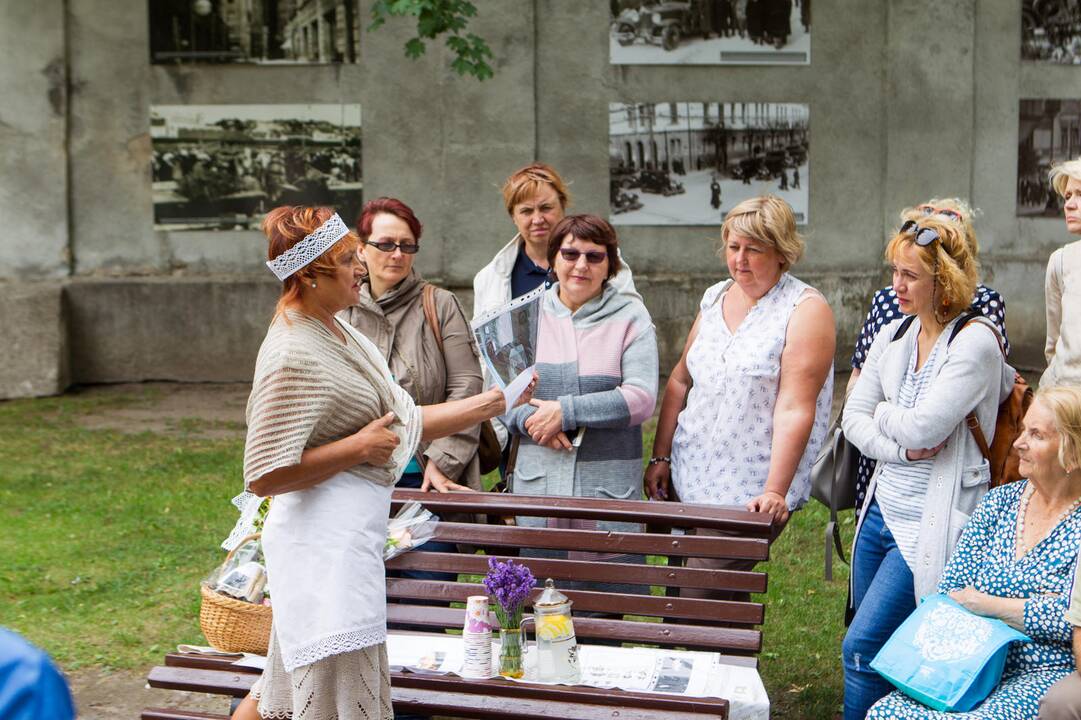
[644,195,835,599]
[867,386,1081,719]
[841,213,1014,719]
[231,206,533,720]
[502,214,657,591]
[847,199,1010,515]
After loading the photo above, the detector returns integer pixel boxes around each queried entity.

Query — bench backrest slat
[387,552,767,593]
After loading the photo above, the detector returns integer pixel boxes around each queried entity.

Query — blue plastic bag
[870,594,1031,712]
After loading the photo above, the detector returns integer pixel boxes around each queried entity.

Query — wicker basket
[199,533,272,655]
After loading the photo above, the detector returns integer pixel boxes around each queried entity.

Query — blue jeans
[842,501,916,720]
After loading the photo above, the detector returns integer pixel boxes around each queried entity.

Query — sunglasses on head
[900,220,940,246]
[558,247,607,264]
[917,205,964,223]
[364,239,419,254]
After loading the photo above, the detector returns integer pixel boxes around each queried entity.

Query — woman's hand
[420,460,474,493]
[746,491,790,524]
[525,399,564,446]
[906,439,946,461]
[949,586,991,616]
[352,412,400,465]
[644,462,670,501]
[542,432,573,451]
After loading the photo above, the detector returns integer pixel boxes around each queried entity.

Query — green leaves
[369,0,494,80]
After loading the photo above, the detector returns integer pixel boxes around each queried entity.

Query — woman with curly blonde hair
[840,211,1015,719]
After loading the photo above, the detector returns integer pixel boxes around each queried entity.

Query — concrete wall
[1,0,1077,395]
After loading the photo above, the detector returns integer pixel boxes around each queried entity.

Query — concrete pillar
[0,283,70,398]
[0,0,70,279]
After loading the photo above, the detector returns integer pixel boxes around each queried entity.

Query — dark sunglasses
[364,239,419,254]
[900,220,940,247]
[917,205,964,223]
[558,247,607,264]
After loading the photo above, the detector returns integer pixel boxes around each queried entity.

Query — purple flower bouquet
[482,557,535,678]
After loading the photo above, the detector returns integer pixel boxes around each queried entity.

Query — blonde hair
[1034,386,1081,473]
[720,195,804,271]
[1048,159,1081,197]
[885,214,979,322]
[900,197,979,255]
[501,162,570,215]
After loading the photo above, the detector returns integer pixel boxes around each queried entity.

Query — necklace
[1015,483,1081,557]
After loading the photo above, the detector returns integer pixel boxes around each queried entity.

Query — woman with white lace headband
[231,206,535,720]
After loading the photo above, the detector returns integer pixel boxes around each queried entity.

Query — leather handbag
[810,395,859,580]
[422,283,502,474]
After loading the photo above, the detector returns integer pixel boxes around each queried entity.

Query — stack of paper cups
[461,595,493,678]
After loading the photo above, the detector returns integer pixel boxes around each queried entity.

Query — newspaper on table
[470,287,543,410]
[385,634,769,719]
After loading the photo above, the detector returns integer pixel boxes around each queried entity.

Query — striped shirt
[875,339,944,569]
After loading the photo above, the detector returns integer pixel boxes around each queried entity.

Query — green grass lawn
[0,388,854,717]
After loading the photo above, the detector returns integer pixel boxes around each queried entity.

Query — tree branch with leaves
[369,0,495,81]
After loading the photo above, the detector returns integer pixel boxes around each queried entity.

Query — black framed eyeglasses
[364,239,419,254]
[900,220,940,247]
[558,248,607,264]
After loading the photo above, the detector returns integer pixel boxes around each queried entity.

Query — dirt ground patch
[70,382,251,439]
[70,667,233,719]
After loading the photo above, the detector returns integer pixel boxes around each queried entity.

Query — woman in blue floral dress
[848,200,1009,516]
[867,386,1081,719]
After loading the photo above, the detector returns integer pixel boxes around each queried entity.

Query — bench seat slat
[431,523,770,561]
[141,710,229,720]
[392,489,770,537]
[387,605,762,652]
[387,552,768,593]
[386,578,765,624]
[148,666,254,698]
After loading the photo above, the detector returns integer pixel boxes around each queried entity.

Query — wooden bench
[144,489,774,720]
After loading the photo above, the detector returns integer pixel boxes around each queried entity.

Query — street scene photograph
[149,0,362,64]
[151,103,362,231]
[1021,0,1081,63]
[609,102,809,225]
[1017,99,1081,217]
[609,0,810,65]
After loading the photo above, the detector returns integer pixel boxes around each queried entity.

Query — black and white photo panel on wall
[610,0,810,65]
[609,102,809,225]
[151,104,362,231]
[149,1,361,65]
[1017,100,1080,217]
[1022,0,1081,63]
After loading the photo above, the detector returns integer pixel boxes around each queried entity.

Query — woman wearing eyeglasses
[341,198,485,498]
[1043,160,1081,389]
[846,199,1010,523]
[502,214,657,587]
[645,195,835,598]
[840,214,1015,720]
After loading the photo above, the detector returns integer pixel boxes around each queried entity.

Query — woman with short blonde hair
[840,210,1015,719]
[720,195,805,271]
[1042,158,1081,387]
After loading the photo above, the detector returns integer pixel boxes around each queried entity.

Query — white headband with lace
[265,213,349,281]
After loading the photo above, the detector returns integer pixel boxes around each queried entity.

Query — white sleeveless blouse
[672,274,833,509]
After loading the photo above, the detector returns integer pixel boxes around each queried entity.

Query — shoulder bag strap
[948,311,1003,462]
[421,283,444,354]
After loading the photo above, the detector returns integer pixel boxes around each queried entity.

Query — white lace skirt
[252,628,392,720]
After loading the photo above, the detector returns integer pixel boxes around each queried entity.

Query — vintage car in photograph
[636,168,686,195]
[612,2,704,52]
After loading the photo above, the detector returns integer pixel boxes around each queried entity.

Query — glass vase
[498,628,524,678]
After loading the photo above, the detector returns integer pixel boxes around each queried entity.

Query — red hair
[356,197,423,243]
[263,205,359,320]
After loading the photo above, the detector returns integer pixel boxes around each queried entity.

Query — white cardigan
[843,314,1013,600]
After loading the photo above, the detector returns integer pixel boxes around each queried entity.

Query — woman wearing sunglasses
[502,214,657,589]
[1043,160,1081,389]
[840,214,1015,719]
[847,199,1009,526]
[342,197,486,498]
[645,195,835,598]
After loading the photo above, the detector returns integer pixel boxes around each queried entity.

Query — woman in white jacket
[839,213,1013,720]
[1043,158,1081,388]
[472,163,638,450]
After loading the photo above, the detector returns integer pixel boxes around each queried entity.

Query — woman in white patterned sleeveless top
[645,195,835,598]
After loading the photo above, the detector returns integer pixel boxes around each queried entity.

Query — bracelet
[648,456,671,466]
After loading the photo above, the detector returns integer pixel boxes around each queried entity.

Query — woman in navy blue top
[847,200,1009,516]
